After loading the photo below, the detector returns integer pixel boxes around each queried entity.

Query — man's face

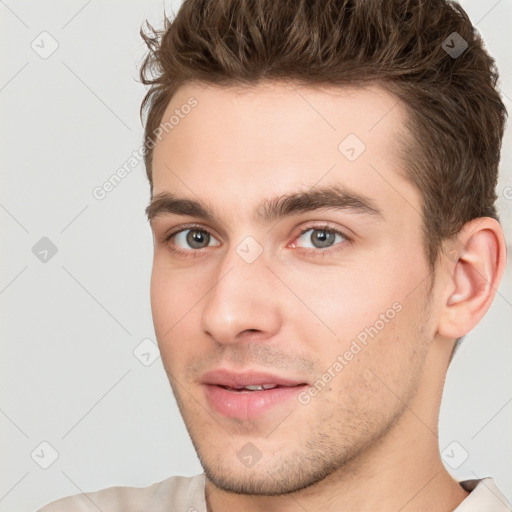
[149,82,438,494]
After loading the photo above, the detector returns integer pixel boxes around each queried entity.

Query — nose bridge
[200,238,281,344]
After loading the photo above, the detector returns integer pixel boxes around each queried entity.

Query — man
[39,0,510,510]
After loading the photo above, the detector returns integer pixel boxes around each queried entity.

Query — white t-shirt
[37,474,511,511]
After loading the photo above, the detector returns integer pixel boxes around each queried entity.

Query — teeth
[222,384,278,391]
[226,384,279,391]
[245,384,279,391]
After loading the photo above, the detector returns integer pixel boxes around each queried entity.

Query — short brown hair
[139,0,506,271]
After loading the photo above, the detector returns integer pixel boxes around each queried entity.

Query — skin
[148,81,506,512]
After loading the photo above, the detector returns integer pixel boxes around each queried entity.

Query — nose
[200,245,282,345]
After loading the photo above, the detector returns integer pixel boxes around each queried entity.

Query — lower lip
[203,384,307,420]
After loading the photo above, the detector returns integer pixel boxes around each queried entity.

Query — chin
[199,449,345,497]
[203,468,319,496]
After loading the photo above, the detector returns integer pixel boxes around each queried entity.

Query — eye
[166,226,220,252]
[293,225,348,252]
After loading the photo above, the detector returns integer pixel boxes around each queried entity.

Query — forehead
[151,81,420,222]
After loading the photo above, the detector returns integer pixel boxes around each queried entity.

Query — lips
[201,369,307,388]
[201,369,308,419]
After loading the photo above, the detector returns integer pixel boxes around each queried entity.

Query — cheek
[280,260,428,387]
[150,259,193,328]
[310,305,427,436]
[277,262,403,345]
[150,265,171,336]
[150,263,194,366]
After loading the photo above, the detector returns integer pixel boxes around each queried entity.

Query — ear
[437,217,507,339]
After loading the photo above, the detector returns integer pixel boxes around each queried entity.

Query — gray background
[1,0,511,510]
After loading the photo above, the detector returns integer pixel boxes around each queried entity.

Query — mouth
[201,369,309,419]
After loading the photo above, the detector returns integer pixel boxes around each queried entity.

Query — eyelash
[163,223,351,259]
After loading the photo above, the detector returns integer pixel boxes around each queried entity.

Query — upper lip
[201,369,307,388]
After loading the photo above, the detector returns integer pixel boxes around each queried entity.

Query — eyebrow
[145,184,384,224]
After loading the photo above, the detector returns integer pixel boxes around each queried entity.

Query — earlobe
[437,217,506,339]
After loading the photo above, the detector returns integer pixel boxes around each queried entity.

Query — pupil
[187,230,209,248]
[312,229,334,248]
